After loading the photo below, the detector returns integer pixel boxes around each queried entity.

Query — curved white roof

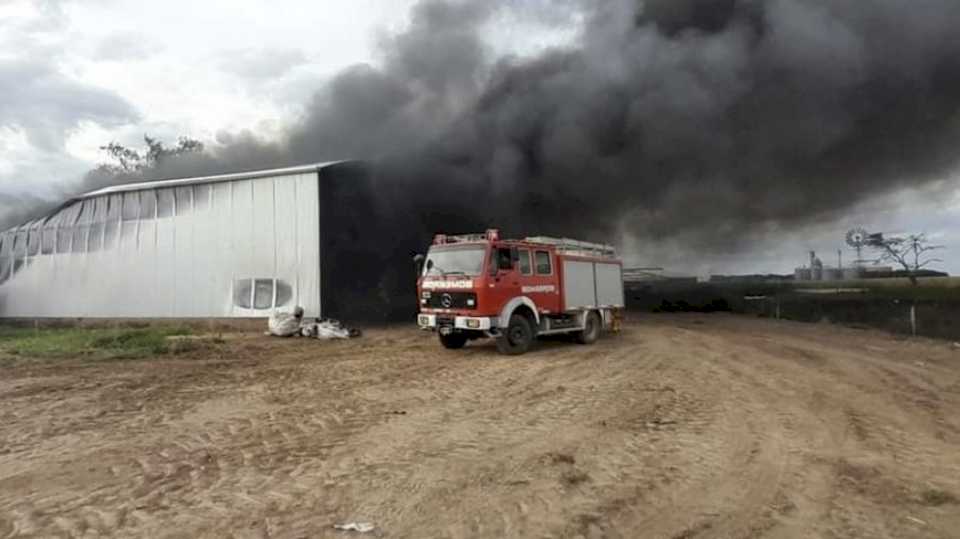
[1,160,358,233]
[79,160,355,199]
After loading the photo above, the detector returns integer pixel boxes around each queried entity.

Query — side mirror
[413,254,425,275]
[510,247,520,262]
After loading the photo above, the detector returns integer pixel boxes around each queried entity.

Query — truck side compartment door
[517,248,561,314]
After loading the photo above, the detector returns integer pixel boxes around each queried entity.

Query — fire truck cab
[415,229,624,355]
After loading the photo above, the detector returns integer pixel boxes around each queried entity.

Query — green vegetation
[0,326,194,361]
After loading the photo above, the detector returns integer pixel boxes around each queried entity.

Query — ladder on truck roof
[525,236,618,259]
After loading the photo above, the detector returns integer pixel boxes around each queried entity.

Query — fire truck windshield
[423,246,486,277]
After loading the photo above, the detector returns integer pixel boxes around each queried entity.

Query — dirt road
[2,315,960,538]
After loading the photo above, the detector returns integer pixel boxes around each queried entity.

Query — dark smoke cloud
[10,0,960,261]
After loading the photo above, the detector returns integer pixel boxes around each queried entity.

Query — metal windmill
[845,227,869,266]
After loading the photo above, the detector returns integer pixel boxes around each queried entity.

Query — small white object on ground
[333,522,375,533]
[316,319,351,340]
[268,307,304,337]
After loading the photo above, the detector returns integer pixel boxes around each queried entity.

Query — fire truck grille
[425,292,477,310]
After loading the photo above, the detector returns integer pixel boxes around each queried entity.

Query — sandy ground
[2,314,960,539]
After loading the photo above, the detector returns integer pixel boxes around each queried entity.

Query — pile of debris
[267,307,362,340]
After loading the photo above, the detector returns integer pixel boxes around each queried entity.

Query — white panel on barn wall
[273,173,300,314]
[251,177,277,311]
[190,184,217,315]
[230,179,257,316]
[115,192,141,316]
[81,198,103,316]
[80,199,103,316]
[89,196,107,253]
[136,191,159,317]
[22,221,42,315]
[103,194,121,251]
[297,173,321,317]
[77,197,102,316]
[155,188,177,316]
[101,195,132,316]
[173,186,195,316]
[119,192,138,253]
[212,182,235,316]
[35,212,60,316]
[60,202,87,317]
[73,198,94,256]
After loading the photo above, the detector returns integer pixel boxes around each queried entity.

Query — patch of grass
[0,326,192,361]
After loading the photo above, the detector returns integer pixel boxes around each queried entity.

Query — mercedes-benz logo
[441,293,454,308]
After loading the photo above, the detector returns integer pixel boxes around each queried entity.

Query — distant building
[622,268,698,288]
[709,274,791,284]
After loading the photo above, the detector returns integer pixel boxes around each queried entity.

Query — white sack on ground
[268,306,304,337]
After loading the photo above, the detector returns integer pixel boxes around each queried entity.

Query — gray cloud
[11,0,960,273]
[0,59,139,151]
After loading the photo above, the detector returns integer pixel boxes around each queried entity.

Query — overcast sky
[2,0,960,276]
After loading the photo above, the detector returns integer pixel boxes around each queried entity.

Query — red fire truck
[415,229,625,355]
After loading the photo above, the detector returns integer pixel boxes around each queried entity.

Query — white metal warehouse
[0,162,354,318]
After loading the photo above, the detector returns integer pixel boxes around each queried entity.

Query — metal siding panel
[251,178,276,309]
[562,259,597,309]
[212,182,235,316]
[230,180,255,316]
[156,189,176,316]
[596,263,625,307]
[138,191,160,317]
[297,173,321,317]
[0,172,323,319]
[191,184,217,316]
[273,173,300,313]
[174,187,194,316]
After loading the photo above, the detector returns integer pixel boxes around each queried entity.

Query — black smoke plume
[9,0,960,258]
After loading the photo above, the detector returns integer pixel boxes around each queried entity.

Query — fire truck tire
[439,332,468,350]
[577,311,602,345]
[496,314,534,355]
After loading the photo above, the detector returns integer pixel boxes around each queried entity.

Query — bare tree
[97,135,204,175]
[867,232,945,285]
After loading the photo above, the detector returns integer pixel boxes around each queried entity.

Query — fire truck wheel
[577,311,602,345]
[496,314,534,355]
[439,332,468,350]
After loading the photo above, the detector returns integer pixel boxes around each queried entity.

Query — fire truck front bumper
[418,314,495,333]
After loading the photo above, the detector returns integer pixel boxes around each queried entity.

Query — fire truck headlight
[420,298,427,305]
[466,319,481,329]
[466,298,475,307]
[421,291,431,299]
[419,315,431,326]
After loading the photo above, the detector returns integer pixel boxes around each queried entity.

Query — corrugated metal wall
[0,171,321,318]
